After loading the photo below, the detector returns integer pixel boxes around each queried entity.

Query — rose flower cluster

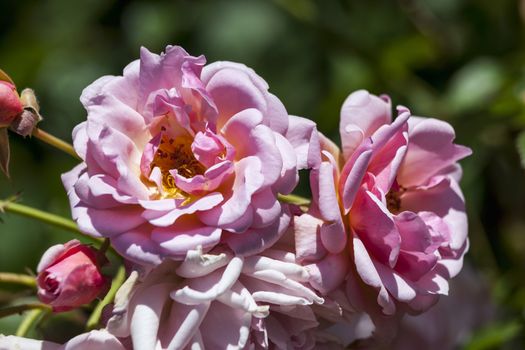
[0,46,471,349]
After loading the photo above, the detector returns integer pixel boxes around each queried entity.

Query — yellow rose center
[150,134,206,199]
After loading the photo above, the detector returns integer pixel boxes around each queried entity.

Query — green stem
[0,199,103,246]
[0,272,36,287]
[0,303,51,318]
[32,128,80,160]
[15,308,47,336]
[277,193,311,206]
[99,238,111,255]
[86,265,126,330]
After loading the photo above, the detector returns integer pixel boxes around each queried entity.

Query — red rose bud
[37,240,109,312]
[0,81,23,128]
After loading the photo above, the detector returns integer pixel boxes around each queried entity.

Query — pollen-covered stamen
[386,185,406,214]
[150,134,206,193]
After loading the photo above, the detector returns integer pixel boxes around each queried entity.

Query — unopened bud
[37,240,109,312]
[0,81,23,128]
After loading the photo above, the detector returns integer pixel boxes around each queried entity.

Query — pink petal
[311,162,347,254]
[398,117,472,187]
[130,283,172,350]
[340,90,392,159]
[351,190,401,267]
[0,335,59,350]
[198,157,264,232]
[81,60,140,112]
[251,188,282,228]
[204,65,267,129]
[339,140,373,213]
[163,302,210,349]
[151,224,222,258]
[312,163,340,222]
[436,240,469,279]
[111,228,163,266]
[176,248,232,278]
[367,118,408,194]
[263,92,289,135]
[293,213,327,263]
[285,115,321,170]
[319,132,342,170]
[394,211,435,253]
[374,262,417,303]
[74,173,136,209]
[272,132,298,195]
[144,192,224,227]
[401,178,467,251]
[395,250,439,282]
[64,330,126,350]
[138,46,205,115]
[243,254,309,282]
[85,121,149,199]
[170,257,244,304]
[81,88,147,150]
[173,161,234,195]
[223,206,291,256]
[216,281,268,317]
[352,237,395,315]
[199,300,252,349]
[220,108,263,141]
[74,204,146,237]
[306,252,349,294]
[369,107,409,155]
[37,243,67,273]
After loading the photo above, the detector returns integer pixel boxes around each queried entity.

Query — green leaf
[446,58,504,114]
[464,321,522,350]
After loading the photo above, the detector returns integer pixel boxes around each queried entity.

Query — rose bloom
[37,240,108,312]
[105,245,324,349]
[62,45,317,265]
[388,265,494,350]
[295,90,471,316]
[0,80,22,127]
[0,330,126,350]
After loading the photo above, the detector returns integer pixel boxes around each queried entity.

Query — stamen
[149,134,206,199]
[386,186,406,214]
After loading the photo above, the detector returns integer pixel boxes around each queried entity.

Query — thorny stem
[32,128,80,160]
[1,198,82,234]
[0,272,36,288]
[0,197,119,257]
[86,265,126,330]
[0,197,103,246]
[0,303,51,319]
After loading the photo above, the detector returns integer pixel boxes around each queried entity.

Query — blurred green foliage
[1,0,525,347]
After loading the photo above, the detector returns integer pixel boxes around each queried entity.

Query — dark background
[1,0,524,348]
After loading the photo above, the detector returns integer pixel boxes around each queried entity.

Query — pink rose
[0,81,22,127]
[389,265,494,350]
[0,330,126,350]
[62,45,318,265]
[37,240,108,312]
[105,245,324,349]
[295,90,471,315]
